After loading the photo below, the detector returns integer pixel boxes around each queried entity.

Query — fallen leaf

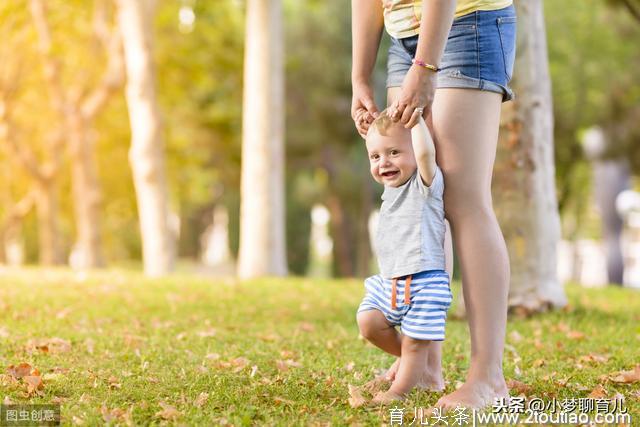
[274,396,295,405]
[566,330,585,340]
[345,362,355,372]
[509,331,523,343]
[507,379,532,395]
[25,337,71,354]
[347,384,367,408]
[257,333,280,342]
[533,359,545,368]
[24,375,44,396]
[280,350,296,359]
[578,353,609,364]
[194,392,209,408]
[250,365,258,377]
[196,328,217,338]
[276,359,301,372]
[231,357,249,373]
[4,396,14,405]
[205,353,220,360]
[588,385,608,398]
[85,338,95,354]
[610,365,640,384]
[155,402,181,420]
[101,405,128,423]
[299,322,315,332]
[107,376,121,389]
[7,363,32,379]
[56,308,71,319]
[0,327,9,338]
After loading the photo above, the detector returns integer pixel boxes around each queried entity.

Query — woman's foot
[435,377,509,410]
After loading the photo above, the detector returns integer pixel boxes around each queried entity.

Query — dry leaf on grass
[276,359,302,372]
[101,405,131,424]
[231,357,249,373]
[155,402,181,420]
[609,365,640,384]
[509,331,523,343]
[578,353,609,364]
[25,337,71,354]
[507,379,532,395]
[566,330,585,340]
[7,363,33,379]
[6,363,44,396]
[588,385,608,398]
[347,384,367,408]
[196,328,217,338]
[107,376,121,389]
[299,322,315,332]
[274,396,295,406]
[532,359,545,368]
[194,392,209,408]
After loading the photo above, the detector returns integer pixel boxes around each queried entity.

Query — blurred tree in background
[1,0,638,277]
[546,0,640,240]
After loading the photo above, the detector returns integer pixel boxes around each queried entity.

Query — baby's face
[365,127,416,187]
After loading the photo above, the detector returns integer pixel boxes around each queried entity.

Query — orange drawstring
[390,275,412,310]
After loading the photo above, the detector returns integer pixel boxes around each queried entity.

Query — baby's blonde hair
[368,108,394,137]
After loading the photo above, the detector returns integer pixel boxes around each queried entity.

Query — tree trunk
[494,0,567,313]
[237,0,287,279]
[116,0,174,276]
[35,181,62,265]
[69,114,104,268]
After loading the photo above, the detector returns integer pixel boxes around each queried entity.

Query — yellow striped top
[383,0,513,39]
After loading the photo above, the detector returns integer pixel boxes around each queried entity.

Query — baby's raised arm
[410,117,437,186]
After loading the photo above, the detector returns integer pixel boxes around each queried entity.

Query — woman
[351,0,516,409]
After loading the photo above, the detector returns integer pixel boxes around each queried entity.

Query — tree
[116,0,175,276]
[30,0,124,269]
[494,0,567,313]
[237,0,287,278]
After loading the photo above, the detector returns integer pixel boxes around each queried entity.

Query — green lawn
[1,268,639,425]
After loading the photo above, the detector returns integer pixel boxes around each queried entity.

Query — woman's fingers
[404,106,427,128]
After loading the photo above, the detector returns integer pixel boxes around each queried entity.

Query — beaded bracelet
[412,58,440,72]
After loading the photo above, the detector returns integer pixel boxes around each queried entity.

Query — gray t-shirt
[375,167,446,279]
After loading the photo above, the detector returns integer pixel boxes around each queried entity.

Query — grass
[0,267,639,425]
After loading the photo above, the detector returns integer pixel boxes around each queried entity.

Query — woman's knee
[443,192,495,223]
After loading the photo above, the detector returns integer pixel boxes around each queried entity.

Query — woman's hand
[389,64,437,128]
[351,82,379,138]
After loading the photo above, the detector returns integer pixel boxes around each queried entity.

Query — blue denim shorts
[387,5,517,102]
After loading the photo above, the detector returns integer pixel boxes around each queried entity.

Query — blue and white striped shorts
[357,270,453,341]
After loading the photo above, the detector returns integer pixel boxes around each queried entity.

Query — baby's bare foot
[417,371,445,392]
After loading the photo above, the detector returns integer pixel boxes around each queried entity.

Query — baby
[357,109,452,403]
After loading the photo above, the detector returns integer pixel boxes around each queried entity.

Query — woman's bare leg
[430,88,509,409]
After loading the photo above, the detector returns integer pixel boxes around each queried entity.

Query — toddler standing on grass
[356,109,452,404]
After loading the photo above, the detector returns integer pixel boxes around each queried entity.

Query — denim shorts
[387,5,517,102]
